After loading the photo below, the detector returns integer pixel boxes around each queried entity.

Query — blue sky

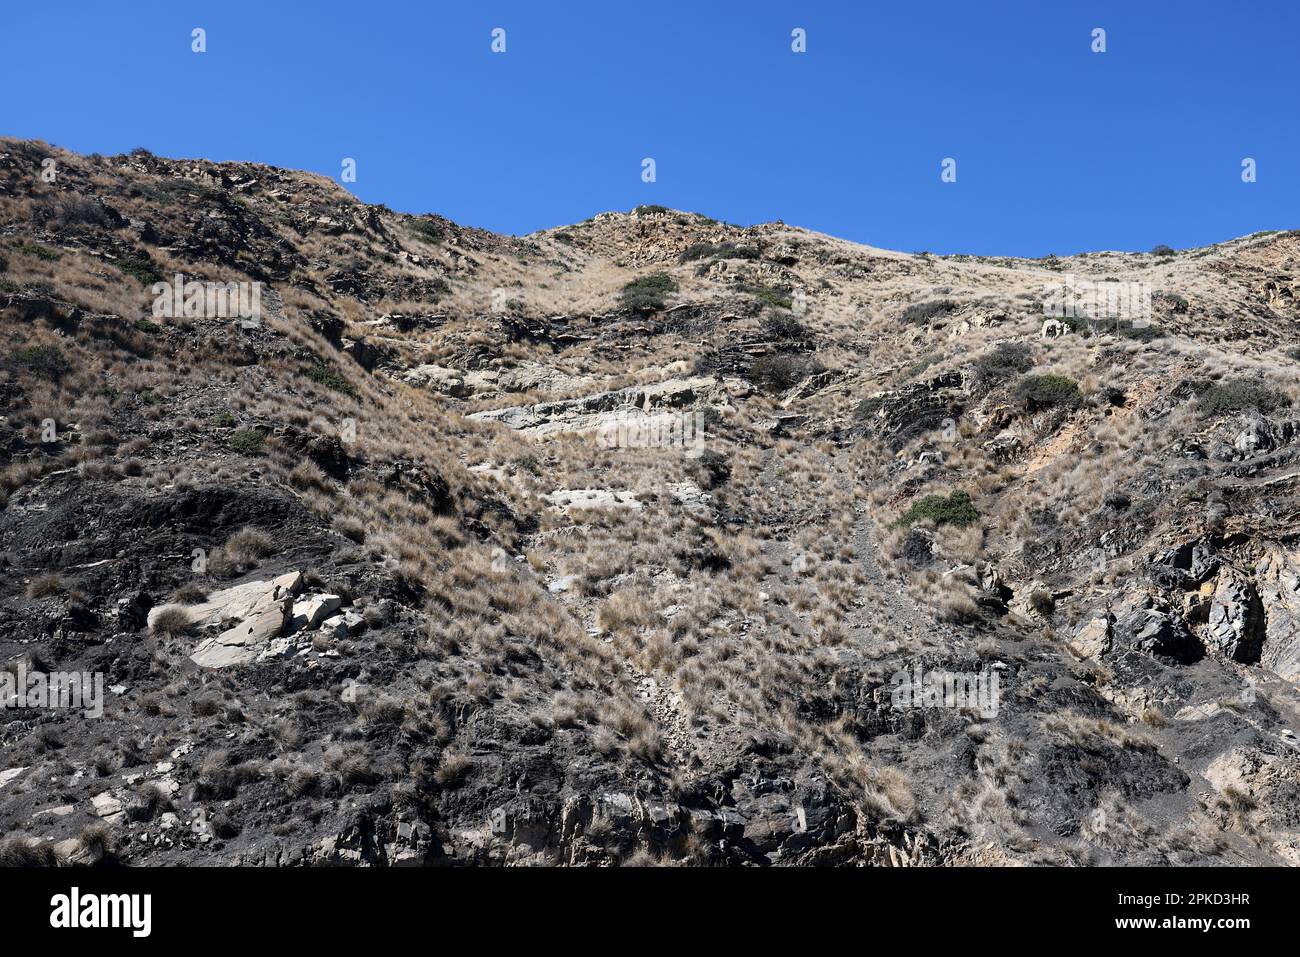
[2,1,1295,255]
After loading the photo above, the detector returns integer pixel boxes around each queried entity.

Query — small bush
[1197,379,1291,418]
[901,299,957,324]
[747,352,824,395]
[115,256,163,286]
[1013,373,1082,411]
[6,344,70,381]
[894,490,980,529]
[224,527,275,565]
[633,204,670,217]
[16,241,60,262]
[228,428,265,455]
[761,311,809,341]
[970,342,1033,390]
[26,572,65,598]
[1150,244,1176,257]
[407,219,444,244]
[150,606,193,639]
[619,273,677,312]
[304,362,357,397]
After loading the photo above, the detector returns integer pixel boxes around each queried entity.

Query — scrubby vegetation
[894,490,980,529]
[970,342,1033,391]
[1012,373,1083,411]
[901,299,957,324]
[1197,378,1291,418]
[619,272,677,312]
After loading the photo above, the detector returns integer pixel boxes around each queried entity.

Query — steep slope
[1,138,1298,866]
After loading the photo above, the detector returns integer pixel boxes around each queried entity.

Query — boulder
[1117,608,1200,663]
[1255,546,1300,681]
[1069,616,1112,659]
[90,791,124,822]
[180,572,302,668]
[403,364,469,397]
[1204,570,1264,664]
[147,570,303,631]
[290,594,342,631]
[1150,539,1218,590]
[0,767,27,790]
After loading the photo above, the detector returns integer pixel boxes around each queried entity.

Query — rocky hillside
[1,138,1298,866]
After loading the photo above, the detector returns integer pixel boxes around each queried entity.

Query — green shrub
[633,204,670,217]
[679,242,760,263]
[17,241,60,262]
[761,311,809,341]
[304,363,358,397]
[619,273,677,312]
[747,352,824,395]
[407,219,444,244]
[1013,373,1082,411]
[133,318,162,334]
[228,429,265,455]
[901,299,957,324]
[747,285,793,310]
[6,344,70,381]
[971,342,1033,390]
[115,256,162,286]
[895,490,979,529]
[1197,379,1291,418]
[1150,244,1176,257]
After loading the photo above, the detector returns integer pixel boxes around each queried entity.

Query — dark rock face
[857,374,964,451]
[1116,609,1203,664]
[1150,539,1218,590]
[1204,571,1265,664]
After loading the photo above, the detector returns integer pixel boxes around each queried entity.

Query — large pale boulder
[1256,546,1300,681]
[161,571,303,669]
[147,570,303,631]
[1069,617,1112,659]
[289,594,342,632]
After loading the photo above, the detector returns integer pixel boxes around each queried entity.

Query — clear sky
[2,0,1295,255]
